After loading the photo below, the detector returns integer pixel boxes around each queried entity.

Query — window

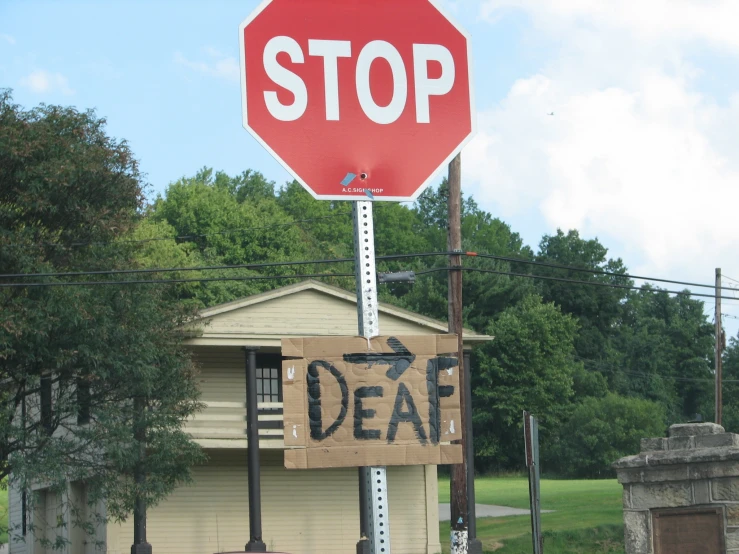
[40,373,52,434]
[21,491,26,536]
[257,367,280,403]
[77,376,91,425]
[256,354,282,404]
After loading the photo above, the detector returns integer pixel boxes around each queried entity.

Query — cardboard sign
[282,335,463,469]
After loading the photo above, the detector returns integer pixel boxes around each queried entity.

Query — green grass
[439,477,624,553]
[1,485,7,544]
[493,525,624,553]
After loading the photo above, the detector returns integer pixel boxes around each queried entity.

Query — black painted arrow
[343,336,416,380]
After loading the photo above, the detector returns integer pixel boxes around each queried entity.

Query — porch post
[131,395,152,554]
[244,347,266,552]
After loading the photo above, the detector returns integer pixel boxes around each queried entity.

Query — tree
[714,333,739,433]
[471,295,579,472]
[0,91,203,544]
[552,394,665,478]
[147,169,380,307]
[276,179,355,260]
[536,229,631,360]
[399,182,534,327]
[605,287,713,422]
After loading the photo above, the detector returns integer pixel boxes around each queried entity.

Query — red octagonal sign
[239,0,476,202]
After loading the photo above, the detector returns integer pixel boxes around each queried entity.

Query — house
[8,280,491,554]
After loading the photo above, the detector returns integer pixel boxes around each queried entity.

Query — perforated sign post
[239,1,475,553]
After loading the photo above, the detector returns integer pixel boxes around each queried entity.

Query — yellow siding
[107,451,430,554]
[191,347,245,404]
[202,289,439,338]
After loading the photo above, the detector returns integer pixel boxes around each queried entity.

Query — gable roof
[189,280,491,348]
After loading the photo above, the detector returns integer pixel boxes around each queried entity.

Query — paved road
[439,503,552,521]
[0,542,8,554]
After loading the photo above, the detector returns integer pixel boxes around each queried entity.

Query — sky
[2,0,739,330]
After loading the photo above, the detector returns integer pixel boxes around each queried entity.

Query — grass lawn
[438,477,624,553]
[1,485,7,544]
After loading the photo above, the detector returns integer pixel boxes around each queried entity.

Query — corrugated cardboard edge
[282,358,306,447]
[282,334,460,358]
[281,337,305,358]
[284,444,462,470]
[435,334,459,355]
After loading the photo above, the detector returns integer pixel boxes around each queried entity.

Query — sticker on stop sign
[240,0,476,202]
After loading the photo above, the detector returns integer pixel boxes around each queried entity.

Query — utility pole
[447,154,479,554]
[716,268,723,426]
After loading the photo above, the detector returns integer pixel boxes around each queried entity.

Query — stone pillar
[613,422,739,553]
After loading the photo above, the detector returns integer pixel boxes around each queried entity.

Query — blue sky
[3,0,739,327]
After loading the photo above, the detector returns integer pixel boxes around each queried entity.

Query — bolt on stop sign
[239,0,476,201]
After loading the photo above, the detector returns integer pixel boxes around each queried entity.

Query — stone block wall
[613,423,739,553]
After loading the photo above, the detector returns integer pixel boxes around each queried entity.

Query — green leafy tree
[276,179,354,259]
[149,170,348,306]
[0,91,203,544]
[536,229,631,360]
[399,182,534,326]
[553,394,665,478]
[605,288,713,421]
[712,333,739,433]
[472,295,579,472]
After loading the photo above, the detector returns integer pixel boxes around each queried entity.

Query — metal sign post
[524,411,543,554]
[353,201,391,554]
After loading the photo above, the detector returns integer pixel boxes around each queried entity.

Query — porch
[185,400,285,449]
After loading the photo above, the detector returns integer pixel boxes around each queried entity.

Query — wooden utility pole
[716,268,723,426]
[448,154,480,554]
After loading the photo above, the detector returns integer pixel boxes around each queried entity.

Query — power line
[5,263,737,304]
[0,272,355,289]
[575,355,739,384]
[471,253,739,293]
[3,249,736,295]
[461,267,739,302]
[0,257,355,280]
[2,250,738,301]
[0,252,450,281]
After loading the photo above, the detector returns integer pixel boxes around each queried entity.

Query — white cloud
[465,0,739,292]
[0,33,15,45]
[481,1,739,53]
[174,50,239,83]
[19,70,74,95]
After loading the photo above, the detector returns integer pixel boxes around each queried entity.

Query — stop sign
[239,0,475,202]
